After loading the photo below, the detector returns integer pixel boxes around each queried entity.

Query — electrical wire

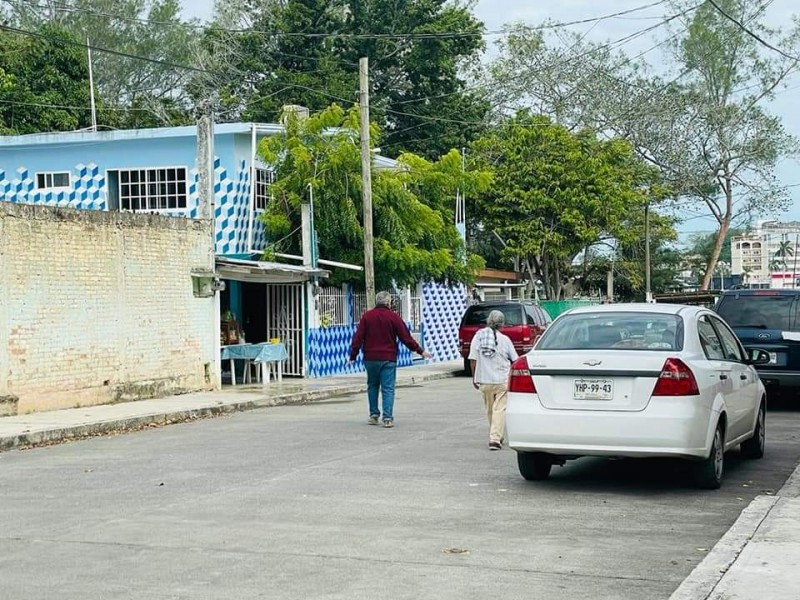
[0,3,701,131]
[0,23,210,73]
[707,0,800,62]
[4,0,671,39]
[0,98,155,112]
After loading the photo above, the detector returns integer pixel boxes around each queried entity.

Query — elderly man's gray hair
[486,310,505,329]
[376,291,393,307]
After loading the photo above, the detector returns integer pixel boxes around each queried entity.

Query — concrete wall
[0,203,217,414]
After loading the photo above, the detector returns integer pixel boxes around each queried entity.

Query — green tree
[583,245,683,302]
[770,256,786,273]
[686,227,744,264]
[0,25,93,134]
[775,239,794,260]
[208,0,489,158]
[488,1,800,291]
[470,113,666,300]
[605,211,680,301]
[4,0,198,127]
[257,104,490,288]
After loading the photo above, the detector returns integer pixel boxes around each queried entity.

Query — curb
[669,460,800,600]
[667,495,779,600]
[0,369,462,452]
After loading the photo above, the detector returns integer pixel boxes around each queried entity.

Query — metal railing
[317,287,348,327]
[317,287,422,330]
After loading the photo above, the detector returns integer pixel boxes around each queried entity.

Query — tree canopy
[488,0,800,290]
[207,0,489,158]
[0,25,93,135]
[257,104,490,288]
[470,112,671,300]
[2,0,198,128]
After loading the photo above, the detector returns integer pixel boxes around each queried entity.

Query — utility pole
[196,99,220,388]
[645,201,652,302]
[359,57,376,308]
[196,100,215,222]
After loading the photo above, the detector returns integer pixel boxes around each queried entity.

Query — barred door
[265,284,306,376]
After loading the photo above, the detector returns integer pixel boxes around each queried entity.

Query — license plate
[574,379,613,400]
[769,352,778,365]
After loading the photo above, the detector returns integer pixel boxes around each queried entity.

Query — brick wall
[0,203,217,414]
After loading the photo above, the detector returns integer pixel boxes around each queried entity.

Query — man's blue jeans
[365,361,397,421]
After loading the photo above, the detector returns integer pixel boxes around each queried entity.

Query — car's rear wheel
[517,452,552,481]
[694,422,724,489]
[463,358,472,377]
[741,402,765,459]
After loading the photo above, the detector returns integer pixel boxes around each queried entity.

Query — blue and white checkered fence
[306,324,415,378]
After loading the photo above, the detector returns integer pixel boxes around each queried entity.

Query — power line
[1,2,699,133]
[6,0,670,39]
[706,0,800,62]
[0,22,359,105]
[0,98,154,112]
[4,0,796,166]
[388,4,700,122]
[0,23,209,73]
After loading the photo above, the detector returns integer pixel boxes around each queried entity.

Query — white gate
[266,284,306,376]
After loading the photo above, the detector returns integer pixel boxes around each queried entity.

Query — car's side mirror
[748,348,772,366]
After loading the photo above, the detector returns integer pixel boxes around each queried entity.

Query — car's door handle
[719,374,728,380]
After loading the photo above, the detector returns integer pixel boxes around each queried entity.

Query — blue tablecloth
[221,343,288,363]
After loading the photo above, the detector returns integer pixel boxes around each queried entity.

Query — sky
[179,0,800,237]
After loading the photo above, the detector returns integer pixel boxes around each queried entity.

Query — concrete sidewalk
[670,461,800,600]
[0,360,463,451]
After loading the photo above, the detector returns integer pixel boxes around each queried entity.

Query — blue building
[0,123,467,379]
[1,123,331,376]
[1,123,300,254]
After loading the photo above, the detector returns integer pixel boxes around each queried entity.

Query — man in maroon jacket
[349,291,432,427]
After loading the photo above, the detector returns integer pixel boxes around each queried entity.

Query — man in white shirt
[468,310,519,450]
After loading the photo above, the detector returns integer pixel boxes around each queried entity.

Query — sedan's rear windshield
[537,312,683,351]
[462,305,525,326]
[717,294,800,331]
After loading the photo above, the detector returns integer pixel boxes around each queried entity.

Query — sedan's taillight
[508,357,537,393]
[652,358,700,396]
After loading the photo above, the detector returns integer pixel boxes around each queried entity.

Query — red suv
[458,302,552,375]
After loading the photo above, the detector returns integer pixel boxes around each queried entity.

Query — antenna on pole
[87,38,97,131]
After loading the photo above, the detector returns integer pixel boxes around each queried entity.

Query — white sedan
[506,304,768,488]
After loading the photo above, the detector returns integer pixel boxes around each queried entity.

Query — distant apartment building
[731,220,800,288]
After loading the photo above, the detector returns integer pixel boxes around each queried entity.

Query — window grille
[118,167,188,211]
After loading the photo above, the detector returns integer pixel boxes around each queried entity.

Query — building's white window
[117,167,187,211]
[36,171,71,189]
[254,168,275,210]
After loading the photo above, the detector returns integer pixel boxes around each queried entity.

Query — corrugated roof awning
[216,257,329,284]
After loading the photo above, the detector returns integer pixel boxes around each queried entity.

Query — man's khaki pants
[479,383,507,443]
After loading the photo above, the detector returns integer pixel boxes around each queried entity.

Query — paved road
[1,379,799,600]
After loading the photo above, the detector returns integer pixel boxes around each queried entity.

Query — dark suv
[458,301,552,375]
[715,289,800,396]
